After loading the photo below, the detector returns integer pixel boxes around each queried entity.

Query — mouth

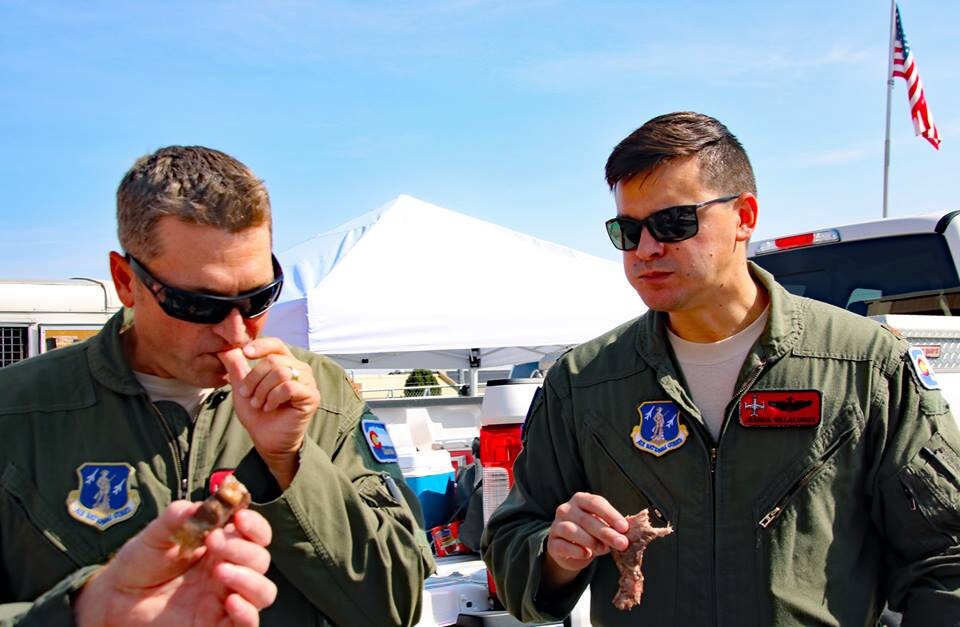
[638,270,673,281]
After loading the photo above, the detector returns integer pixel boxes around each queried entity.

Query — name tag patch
[739,390,822,427]
[362,419,399,463]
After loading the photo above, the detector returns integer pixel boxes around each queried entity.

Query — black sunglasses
[605,195,740,250]
[126,253,284,324]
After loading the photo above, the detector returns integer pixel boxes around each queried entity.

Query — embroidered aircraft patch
[66,462,141,530]
[739,390,822,427]
[631,401,688,457]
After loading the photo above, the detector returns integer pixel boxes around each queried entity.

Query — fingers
[218,348,252,388]
[232,509,273,547]
[232,350,317,413]
[132,500,203,554]
[215,562,278,611]
[223,592,262,627]
[546,492,629,568]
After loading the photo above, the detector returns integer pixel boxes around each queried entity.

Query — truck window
[751,233,960,313]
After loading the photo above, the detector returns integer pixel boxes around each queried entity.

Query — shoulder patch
[908,346,941,390]
[362,419,399,463]
[66,463,140,530]
[631,401,688,456]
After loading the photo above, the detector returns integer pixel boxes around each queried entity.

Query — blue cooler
[399,449,456,530]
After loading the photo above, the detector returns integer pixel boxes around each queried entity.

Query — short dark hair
[117,145,272,260]
[604,112,756,196]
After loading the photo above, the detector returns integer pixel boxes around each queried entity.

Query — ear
[109,251,136,308]
[734,193,759,243]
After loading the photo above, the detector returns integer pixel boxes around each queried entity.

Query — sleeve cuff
[14,564,102,627]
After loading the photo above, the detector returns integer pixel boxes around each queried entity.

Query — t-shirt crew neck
[667,307,770,439]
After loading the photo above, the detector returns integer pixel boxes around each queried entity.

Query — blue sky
[2,0,957,280]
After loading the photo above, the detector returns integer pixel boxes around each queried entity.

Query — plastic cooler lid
[397,448,454,476]
[480,378,542,427]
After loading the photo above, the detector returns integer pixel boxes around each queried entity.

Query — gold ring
[290,367,301,382]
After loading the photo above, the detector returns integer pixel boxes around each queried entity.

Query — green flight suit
[0,311,434,626]
[483,262,960,626]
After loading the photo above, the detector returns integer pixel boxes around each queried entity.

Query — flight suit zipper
[150,401,188,499]
[591,432,670,524]
[758,427,856,528]
[713,359,767,627]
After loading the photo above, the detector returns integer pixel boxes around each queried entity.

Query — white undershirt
[134,371,214,418]
[666,307,769,440]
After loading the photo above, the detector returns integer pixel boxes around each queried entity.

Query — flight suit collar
[85,310,147,396]
[632,261,803,378]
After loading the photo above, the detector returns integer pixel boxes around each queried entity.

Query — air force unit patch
[631,401,688,457]
[66,463,140,530]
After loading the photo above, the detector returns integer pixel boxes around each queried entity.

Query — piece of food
[172,474,251,553]
[611,508,673,611]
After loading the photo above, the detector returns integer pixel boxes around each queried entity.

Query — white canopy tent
[263,195,644,374]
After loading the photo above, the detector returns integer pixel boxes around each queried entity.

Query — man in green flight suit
[0,145,433,626]
[482,112,960,626]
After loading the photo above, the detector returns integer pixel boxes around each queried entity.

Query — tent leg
[469,367,480,397]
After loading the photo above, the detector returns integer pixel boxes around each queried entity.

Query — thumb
[218,348,252,389]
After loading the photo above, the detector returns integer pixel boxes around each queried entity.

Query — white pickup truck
[749,210,960,627]
[749,210,960,412]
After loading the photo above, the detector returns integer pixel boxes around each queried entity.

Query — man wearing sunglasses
[0,146,431,626]
[484,112,960,625]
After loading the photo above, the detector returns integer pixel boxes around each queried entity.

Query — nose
[211,308,253,346]
[631,224,665,261]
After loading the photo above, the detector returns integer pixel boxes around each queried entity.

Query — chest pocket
[1,463,105,600]
[1,461,164,601]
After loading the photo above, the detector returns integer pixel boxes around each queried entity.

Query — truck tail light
[754,229,841,254]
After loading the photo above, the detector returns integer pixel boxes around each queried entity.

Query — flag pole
[882,0,897,218]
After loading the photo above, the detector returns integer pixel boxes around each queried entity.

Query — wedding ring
[289,367,301,382]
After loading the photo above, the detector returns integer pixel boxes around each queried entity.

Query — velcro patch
[908,346,941,390]
[739,390,822,427]
[362,419,399,463]
[208,469,235,496]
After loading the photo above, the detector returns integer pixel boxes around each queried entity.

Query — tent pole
[469,367,480,396]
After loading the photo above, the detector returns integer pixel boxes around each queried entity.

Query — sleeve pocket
[898,433,960,548]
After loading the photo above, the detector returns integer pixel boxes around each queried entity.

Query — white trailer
[0,278,121,367]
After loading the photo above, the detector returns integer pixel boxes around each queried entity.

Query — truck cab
[748,210,960,413]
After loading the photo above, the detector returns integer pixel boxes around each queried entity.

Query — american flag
[892,4,941,150]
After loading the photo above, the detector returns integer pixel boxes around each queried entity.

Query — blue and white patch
[66,463,140,530]
[909,346,941,390]
[631,401,688,457]
[362,419,398,463]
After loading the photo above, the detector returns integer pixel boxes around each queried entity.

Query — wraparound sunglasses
[605,195,740,250]
[126,253,284,324]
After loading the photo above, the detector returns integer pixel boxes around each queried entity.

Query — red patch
[208,469,235,496]
[739,390,821,427]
